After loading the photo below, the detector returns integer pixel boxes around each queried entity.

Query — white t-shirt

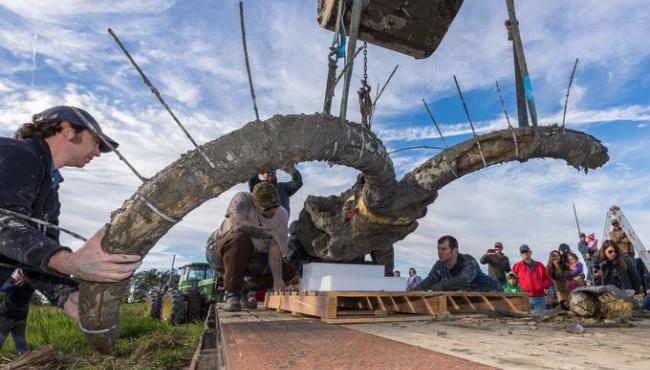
[216,192,289,255]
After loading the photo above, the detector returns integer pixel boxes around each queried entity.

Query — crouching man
[206,182,296,311]
[410,235,498,292]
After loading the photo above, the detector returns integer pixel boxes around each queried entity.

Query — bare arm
[268,241,285,292]
[48,226,141,282]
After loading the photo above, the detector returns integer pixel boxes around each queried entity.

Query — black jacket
[597,259,642,293]
[0,137,71,271]
[0,137,77,307]
[248,170,303,216]
[0,278,34,322]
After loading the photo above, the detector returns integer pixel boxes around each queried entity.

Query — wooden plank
[481,296,496,311]
[447,296,461,311]
[318,291,443,297]
[264,292,334,318]
[322,314,434,325]
[265,291,527,318]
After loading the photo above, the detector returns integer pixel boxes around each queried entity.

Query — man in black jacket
[248,165,302,217]
[0,106,142,321]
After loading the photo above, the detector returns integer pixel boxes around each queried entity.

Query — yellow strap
[357,197,413,226]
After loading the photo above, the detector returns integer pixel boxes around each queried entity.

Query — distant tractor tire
[185,289,204,322]
[161,291,187,325]
[144,292,162,319]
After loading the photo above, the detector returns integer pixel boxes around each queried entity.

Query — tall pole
[513,46,529,127]
[505,0,537,127]
[169,254,176,286]
[339,0,366,122]
[572,203,582,237]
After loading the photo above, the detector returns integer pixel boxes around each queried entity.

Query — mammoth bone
[79,113,608,353]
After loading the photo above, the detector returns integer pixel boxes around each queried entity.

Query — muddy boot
[224,292,241,312]
[241,295,258,310]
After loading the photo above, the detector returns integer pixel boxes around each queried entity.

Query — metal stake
[453,75,487,167]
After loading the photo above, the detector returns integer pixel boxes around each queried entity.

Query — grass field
[0,303,203,369]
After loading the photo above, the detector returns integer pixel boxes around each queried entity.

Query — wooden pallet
[264,291,529,323]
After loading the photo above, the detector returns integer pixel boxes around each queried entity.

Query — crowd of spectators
[406,218,650,312]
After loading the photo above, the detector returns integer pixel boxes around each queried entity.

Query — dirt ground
[344,313,650,370]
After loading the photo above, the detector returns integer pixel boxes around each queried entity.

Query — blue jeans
[584,259,594,282]
[0,323,28,353]
[529,296,546,311]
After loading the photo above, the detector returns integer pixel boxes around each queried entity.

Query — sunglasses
[262,205,279,211]
[520,250,531,254]
[605,249,617,255]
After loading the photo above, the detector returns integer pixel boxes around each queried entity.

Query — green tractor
[145,262,223,325]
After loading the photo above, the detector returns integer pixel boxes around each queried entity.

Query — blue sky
[0,0,648,276]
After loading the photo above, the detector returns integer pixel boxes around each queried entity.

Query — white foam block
[299,275,407,292]
[302,262,384,279]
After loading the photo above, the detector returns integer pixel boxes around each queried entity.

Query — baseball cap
[33,106,119,153]
[494,242,503,248]
[558,243,571,254]
[519,244,531,253]
[252,182,280,210]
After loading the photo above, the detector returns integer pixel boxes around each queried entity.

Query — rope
[368,64,398,129]
[239,1,260,121]
[561,58,579,131]
[495,80,520,158]
[388,145,445,154]
[453,75,487,167]
[70,106,148,183]
[0,260,78,283]
[0,208,87,241]
[70,108,178,225]
[421,99,459,178]
[108,29,216,170]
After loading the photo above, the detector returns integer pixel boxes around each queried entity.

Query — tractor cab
[146,262,223,325]
[178,263,214,291]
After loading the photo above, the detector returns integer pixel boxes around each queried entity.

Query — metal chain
[362,42,368,84]
[358,42,372,129]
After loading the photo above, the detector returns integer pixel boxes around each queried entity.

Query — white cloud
[377,104,650,142]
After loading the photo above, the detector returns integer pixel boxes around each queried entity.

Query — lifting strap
[357,197,413,226]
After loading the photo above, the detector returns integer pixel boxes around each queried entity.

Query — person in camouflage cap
[205,182,296,311]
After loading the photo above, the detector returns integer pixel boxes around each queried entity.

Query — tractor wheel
[161,291,187,325]
[185,289,204,322]
[144,291,162,319]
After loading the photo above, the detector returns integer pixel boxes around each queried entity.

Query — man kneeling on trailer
[410,235,499,292]
[206,182,295,311]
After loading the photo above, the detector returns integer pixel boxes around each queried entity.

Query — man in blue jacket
[0,106,142,321]
[410,235,499,292]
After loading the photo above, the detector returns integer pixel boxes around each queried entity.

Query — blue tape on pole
[523,74,535,102]
[337,26,346,59]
